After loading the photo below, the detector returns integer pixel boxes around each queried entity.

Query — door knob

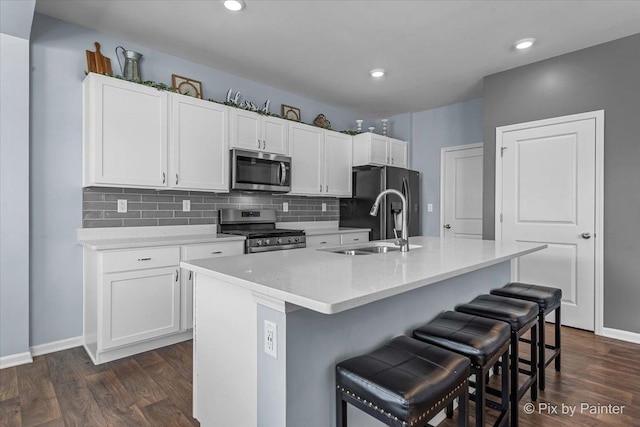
[444,224,451,229]
[581,232,592,239]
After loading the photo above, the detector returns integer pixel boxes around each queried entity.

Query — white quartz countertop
[182,236,546,314]
[77,224,246,250]
[302,227,371,236]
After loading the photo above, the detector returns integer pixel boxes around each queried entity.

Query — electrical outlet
[183,200,191,212]
[427,203,433,212]
[264,320,277,359]
[322,202,327,212]
[117,199,127,213]
[283,202,288,212]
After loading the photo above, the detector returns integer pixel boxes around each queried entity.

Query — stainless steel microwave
[231,149,291,193]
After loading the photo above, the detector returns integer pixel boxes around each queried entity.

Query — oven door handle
[279,162,287,186]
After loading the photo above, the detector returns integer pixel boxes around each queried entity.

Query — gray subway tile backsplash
[82,188,339,228]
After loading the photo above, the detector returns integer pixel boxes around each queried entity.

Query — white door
[261,116,289,155]
[370,134,389,166]
[101,266,180,350]
[389,138,408,168]
[289,123,324,196]
[91,75,168,187]
[229,108,261,151]
[441,144,483,239]
[324,132,352,197]
[497,113,601,331]
[170,95,229,191]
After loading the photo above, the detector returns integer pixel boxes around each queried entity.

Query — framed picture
[281,104,301,121]
[172,74,203,99]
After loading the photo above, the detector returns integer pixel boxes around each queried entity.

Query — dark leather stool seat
[456,294,539,427]
[491,282,562,390]
[336,336,470,427]
[413,311,511,427]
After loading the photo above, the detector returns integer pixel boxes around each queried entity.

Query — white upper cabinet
[169,94,229,191]
[289,122,324,195]
[230,109,288,155]
[289,122,353,197]
[324,131,352,197]
[389,137,408,168]
[83,73,168,188]
[353,132,409,168]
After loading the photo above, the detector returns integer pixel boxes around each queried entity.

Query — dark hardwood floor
[1,326,639,426]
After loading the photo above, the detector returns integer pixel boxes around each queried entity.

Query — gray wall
[0,33,31,358]
[411,98,484,237]
[0,0,34,359]
[83,188,338,228]
[27,13,375,349]
[482,34,640,333]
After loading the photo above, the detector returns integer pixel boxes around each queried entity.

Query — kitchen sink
[320,242,420,255]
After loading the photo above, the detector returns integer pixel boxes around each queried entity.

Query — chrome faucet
[369,189,409,252]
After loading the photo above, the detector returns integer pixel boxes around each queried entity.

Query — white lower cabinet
[306,231,370,249]
[180,241,244,330]
[102,266,180,350]
[84,241,243,364]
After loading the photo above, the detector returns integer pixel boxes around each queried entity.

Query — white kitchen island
[181,236,545,427]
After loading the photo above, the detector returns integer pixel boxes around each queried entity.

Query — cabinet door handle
[353,238,359,241]
[262,140,266,149]
[319,184,322,192]
[162,172,166,184]
[320,241,327,244]
[326,185,328,192]
[176,269,179,282]
[391,157,394,164]
[176,174,179,185]
[257,139,261,148]
[189,271,192,281]
[211,251,222,254]
[137,257,151,261]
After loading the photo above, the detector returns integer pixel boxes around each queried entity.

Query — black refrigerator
[339,166,420,241]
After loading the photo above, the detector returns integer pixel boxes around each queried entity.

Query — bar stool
[490,282,562,390]
[413,311,511,427]
[336,336,470,427]
[456,294,538,427]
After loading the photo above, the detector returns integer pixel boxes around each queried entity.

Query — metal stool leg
[530,324,538,401]
[510,332,518,427]
[336,389,347,427]
[555,306,561,371]
[538,311,546,390]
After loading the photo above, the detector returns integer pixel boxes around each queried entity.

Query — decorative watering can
[115,46,142,81]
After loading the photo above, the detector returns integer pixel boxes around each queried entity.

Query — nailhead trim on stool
[336,336,470,427]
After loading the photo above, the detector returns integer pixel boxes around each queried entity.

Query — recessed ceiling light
[370,69,385,78]
[223,0,245,12]
[515,38,536,50]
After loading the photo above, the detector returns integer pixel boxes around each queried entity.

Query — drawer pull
[320,241,327,244]
[176,269,179,282]
[353,239,359,241]
[211,251,223,255]
[137,257,152,261]
[189,271,192,281]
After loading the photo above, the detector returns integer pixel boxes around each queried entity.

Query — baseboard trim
[30,335,83,357]
[0,351,33,369]
[602,327,640,345]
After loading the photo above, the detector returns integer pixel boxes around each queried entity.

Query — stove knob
[277,238,282,244]
[288,237,293,243]
[265,239,270,245]
[294,237,299,242]
[256,240,262,246]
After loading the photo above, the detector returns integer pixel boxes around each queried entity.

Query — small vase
[368,126,375,133]
[381,119,388,136]
[356,120,363,132]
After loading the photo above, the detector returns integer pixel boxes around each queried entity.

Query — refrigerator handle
[402,177,410,230]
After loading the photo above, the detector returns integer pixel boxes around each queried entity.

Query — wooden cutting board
[86,42,112,74]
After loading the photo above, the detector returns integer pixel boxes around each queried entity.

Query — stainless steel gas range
[218,209,306,253]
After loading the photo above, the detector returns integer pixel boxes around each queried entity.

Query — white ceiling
[35,0,640,117]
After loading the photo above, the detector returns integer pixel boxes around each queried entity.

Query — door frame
[440,143,484,238]
[494,110,604,335]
